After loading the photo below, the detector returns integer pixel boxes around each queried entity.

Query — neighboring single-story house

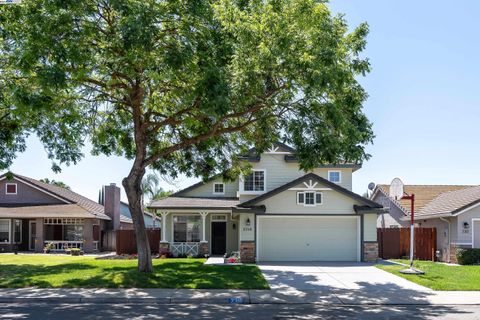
[98,187,160,228]
[149,142,384,263]
[372,184,480,262]
[0,173,156,253]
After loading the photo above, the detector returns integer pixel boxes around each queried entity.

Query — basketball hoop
[389,178,424,275]
[389,178,404,200]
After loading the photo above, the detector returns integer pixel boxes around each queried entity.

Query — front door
[211,222,227,255]
[29,221,36,251]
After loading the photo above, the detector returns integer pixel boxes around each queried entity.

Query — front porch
[0,217,101,254]
[157,211,247,258]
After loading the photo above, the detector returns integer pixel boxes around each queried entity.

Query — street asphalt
[1,303,480,319]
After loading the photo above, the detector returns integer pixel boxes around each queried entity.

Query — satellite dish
[368,182,376,191]
[390,178,404,200]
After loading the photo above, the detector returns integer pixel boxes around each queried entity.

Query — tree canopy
[0,0,374,272]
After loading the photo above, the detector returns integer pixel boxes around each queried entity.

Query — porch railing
[44,241,83,252]
[171,242,199,256]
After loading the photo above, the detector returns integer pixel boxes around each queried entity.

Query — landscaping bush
[159,249,173,259]
[70,248,83,256]
[456,248,480,265]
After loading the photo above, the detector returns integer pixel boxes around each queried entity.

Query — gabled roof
[374,184,474,215]
[239,173,382,208]
[0,173,110,220]
[149,196,240,210]
[415,186,480,218]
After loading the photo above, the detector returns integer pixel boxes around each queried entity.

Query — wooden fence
[115,229,161,255]
[377,228,437,261]
[102,230,116,252]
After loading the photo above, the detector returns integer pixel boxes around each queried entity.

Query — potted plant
[70,248,82,256]
[43,242,54,254]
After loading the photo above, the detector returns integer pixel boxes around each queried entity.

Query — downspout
[440,217,451,262]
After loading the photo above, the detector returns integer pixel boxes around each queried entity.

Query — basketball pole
[399,193,424,274]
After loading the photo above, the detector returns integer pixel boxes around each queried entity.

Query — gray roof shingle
[9,173,111,220]
[150,197,240,209]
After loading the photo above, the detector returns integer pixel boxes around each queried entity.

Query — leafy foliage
[0,0,374,272]
[0,0,373,177]
[39,178,71,190]
[456,249,480,265]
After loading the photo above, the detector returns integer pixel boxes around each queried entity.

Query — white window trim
[0,219,12,244]
[212,183,225,195]
[5,183,17,195]
[328,170,342,183]
[239,169,266,195]
[211,214,227,221]
[171,214,202,243]
[297,191,323,207]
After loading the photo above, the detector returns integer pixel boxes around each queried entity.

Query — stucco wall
[373,192,410,228]
[454,206,480,245]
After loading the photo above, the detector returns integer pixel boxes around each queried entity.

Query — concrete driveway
[253,261,435,304]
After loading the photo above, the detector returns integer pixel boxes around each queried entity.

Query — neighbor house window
[243,170,265,192]
[173,216,201,242]
[13,219,21,243]
[0,220,10,243]
[213,183,225,194]
[5,183,17,195]
[297,192,322,206]
[328,171,341,183]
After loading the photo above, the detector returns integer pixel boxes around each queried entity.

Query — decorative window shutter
[315,193,322,204]
[297,192,305,204]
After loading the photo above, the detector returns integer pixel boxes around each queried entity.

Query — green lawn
[0,254,269,289]
[377,260,480,291]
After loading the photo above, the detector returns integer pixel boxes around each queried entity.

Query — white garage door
[257,216,359,262]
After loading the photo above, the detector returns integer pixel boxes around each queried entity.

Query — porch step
[204,257,224,265]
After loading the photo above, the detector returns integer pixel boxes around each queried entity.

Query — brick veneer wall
[240,241,255,263]
[363,242,379,262]
[199,242,209,257]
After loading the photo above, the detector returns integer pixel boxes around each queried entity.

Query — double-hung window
[243,170,265,192]
[297,191,322,206]
[173,216,201,242]
[0,220,10,243]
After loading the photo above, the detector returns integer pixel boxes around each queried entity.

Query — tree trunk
[123,166,152,273]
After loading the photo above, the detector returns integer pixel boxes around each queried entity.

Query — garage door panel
[257,216,358,262]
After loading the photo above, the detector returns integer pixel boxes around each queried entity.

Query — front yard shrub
[456,248,480,265]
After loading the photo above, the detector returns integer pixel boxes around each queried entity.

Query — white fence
[171,242,199,256]
[44,241,83,252]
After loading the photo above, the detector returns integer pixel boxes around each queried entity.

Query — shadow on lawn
[0,260,268,289]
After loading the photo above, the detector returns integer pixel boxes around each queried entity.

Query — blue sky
[7,0,480,201]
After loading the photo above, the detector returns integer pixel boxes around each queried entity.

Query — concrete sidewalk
[1,288,480,305]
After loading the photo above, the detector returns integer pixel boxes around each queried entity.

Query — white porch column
[200,212,208,243]
[160,211,169,243]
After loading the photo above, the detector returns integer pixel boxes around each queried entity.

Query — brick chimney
[104,183,121,230]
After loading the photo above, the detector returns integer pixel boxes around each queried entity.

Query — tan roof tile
[377,184,474,214]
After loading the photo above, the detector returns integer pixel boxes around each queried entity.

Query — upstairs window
[5,183,17,195]
[297,191,322,206]
[243,170,265,192]
[328,171,341,183]
[213,183,225,195]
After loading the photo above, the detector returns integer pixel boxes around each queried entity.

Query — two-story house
[149,142,383,263]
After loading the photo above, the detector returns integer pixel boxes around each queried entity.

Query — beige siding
[254,181,362,215]
[364,214,377,242]
[180,154,354,200]
[474,220,480,248]
[180,179,238,198]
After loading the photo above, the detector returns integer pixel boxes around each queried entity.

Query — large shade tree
[0,0,374,272]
